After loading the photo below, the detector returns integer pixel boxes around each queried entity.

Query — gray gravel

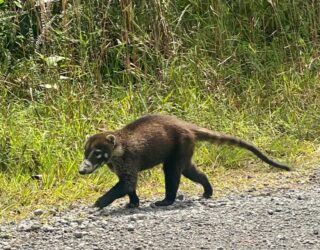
[1,171,320,250]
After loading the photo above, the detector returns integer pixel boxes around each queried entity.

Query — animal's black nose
[79,169,86,175]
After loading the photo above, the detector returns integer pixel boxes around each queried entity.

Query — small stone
[129,216,137,222]
[277,235,286,240]
[88,215,98,221]
[183,225,191,230]
[34,209,44,216]
[0,233,11,239]
[313,229,319,235]
[177,194,184,201]
[247,188,256,192]
[217,201,227,206]
[79,224,89,230]
[127,224,135,232]
[193,201,202,207]
[302,240,314,245]
[297,195,303,200]
[74,231,84,238]
[18,221,41,232]
[136,214,146,220]
[42,225,55,232]
[30,223,42,231]
[267,210,274,215]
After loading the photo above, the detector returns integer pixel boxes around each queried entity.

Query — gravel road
[1,169,320,250]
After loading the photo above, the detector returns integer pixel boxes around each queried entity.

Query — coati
[79,114,290,208]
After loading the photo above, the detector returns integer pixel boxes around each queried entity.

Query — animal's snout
[79,160,93,175]
[79,168,87,175]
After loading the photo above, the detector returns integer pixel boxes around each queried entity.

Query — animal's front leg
[94,181,127,208]
[94,174,138,209]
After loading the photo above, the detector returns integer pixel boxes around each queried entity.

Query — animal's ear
[106,134,116,146]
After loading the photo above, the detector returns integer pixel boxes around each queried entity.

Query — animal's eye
[93,150,103,159]
[94,149,102,155]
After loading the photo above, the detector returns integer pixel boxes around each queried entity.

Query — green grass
[0,0,320,221]
[1,79,319,221]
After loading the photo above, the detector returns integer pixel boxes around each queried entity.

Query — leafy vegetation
[0,0,319,220]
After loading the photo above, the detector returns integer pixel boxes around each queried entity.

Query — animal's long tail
[193,127,290,171]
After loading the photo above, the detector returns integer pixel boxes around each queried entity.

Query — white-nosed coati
[79,114,290,208]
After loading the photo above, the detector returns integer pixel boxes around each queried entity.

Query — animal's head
[79,133,119,175]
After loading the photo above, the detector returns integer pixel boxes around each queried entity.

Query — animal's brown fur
[79,114,290,208]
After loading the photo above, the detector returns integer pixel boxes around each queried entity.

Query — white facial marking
[84,159,93,167]
[104,153,109,158]
[95,149,102,153]
[96,154,102,159]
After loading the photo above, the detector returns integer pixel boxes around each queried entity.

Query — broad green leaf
[14,0,22,8]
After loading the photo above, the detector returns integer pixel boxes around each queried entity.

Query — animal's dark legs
[94,175,137,208]
[127,191,140,208]
[182,163,213,198]
[155,134,195,207]
[94,181,127,208]
[155,160,182,206]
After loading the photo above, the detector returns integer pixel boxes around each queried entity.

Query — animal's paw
[203,192,213,199]
[125,202,140,209]
[93,198,107,209]
[154,199,174,207]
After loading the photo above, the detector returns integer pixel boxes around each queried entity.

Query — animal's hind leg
[126,191,139,208]
[182,163,213,198]
[154,159,182,206]
[155,134,194,207]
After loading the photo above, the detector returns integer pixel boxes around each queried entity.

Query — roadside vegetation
[0,0,319,221]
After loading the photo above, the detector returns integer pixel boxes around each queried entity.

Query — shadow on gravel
[90,198,207,218]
